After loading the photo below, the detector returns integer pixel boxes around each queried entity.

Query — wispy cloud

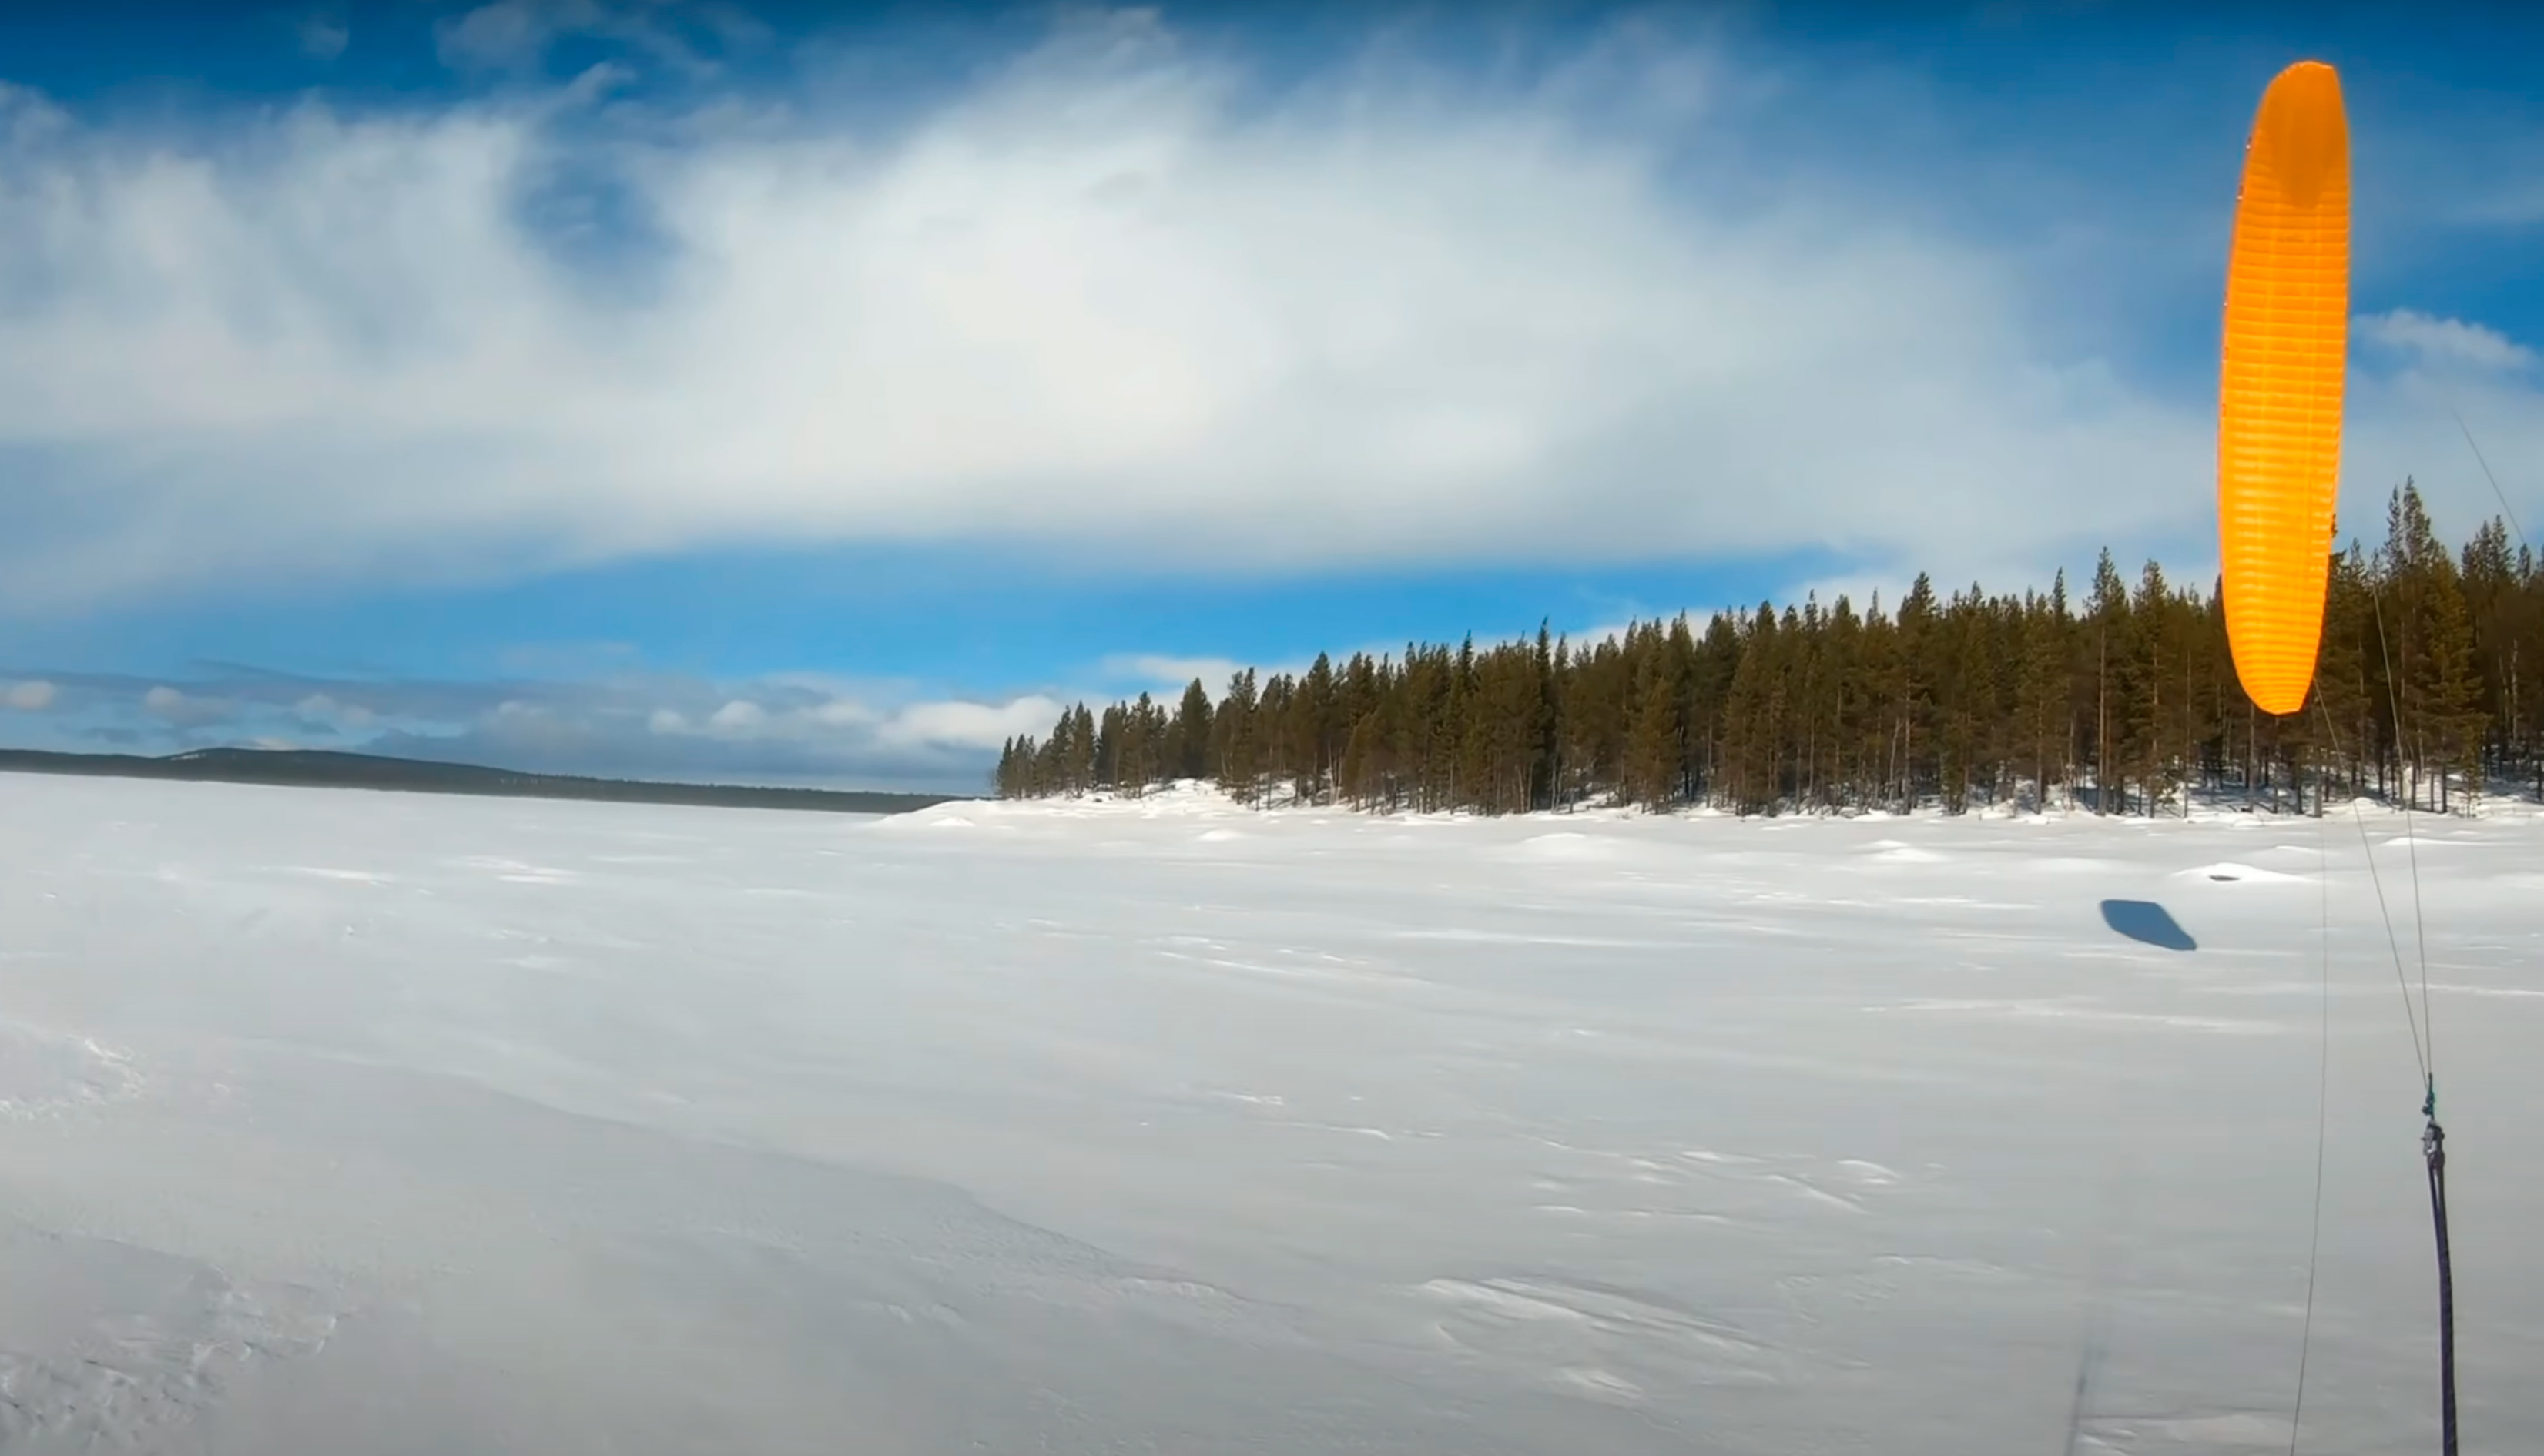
[433,0,551,72]
[432,0,749,78]
[298,10,350,62]
[3,678,54,711]
[2462,182,2544,229]
[1098,654,1245,693]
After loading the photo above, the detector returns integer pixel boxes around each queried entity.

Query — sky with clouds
[0,1,2538,793]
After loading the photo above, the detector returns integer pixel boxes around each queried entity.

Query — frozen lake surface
[0,772,2536,1454]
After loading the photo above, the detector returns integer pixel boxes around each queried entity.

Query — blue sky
[0,1,2539,792]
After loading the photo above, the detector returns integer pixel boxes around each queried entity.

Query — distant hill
[0,745,963,815]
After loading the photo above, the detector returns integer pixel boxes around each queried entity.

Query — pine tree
[2421,554,2482,808]
[1169,678,1213,782]
[1214,670,1261,804]
[2086,550,2130,812]
[1624,643,1684,812]
[2016,582,2067,811]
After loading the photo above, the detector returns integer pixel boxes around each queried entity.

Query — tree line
[995,484,2544,817]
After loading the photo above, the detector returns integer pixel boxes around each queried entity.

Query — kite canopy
[2218,59,2350,716]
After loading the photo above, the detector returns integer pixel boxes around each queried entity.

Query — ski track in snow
[0,775,2538,1453]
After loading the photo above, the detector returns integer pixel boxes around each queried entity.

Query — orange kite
[2217,60,2349,716]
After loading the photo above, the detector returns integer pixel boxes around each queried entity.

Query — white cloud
[707,698,766,731]
[3,678,55,711]
[617,677,1057,757]
[295,692,375,725]
[876,696,1064,751]
[809,698,878,728]
[140,684,236,729]
[648,687,1061,751]
[0,15,2529,616]
[2358,310,2537,374]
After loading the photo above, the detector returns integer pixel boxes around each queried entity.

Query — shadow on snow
[2098,899,2197,952]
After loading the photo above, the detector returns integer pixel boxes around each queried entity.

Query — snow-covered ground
[0,772,2536,1454]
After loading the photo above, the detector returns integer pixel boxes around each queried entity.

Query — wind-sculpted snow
[0,775,2536,1452]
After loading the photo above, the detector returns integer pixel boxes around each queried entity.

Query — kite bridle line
[2308,658,2452,1456]
[2398,401,2532,1456]
[2364,587,2435,1063]
[2453,407,2532,554]
[2281,756,2335,1456]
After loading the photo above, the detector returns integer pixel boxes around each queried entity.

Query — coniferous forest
[995,485,2544,818]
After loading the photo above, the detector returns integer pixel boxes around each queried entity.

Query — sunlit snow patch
[1504,832,1624,863]
[2177,862,2307,883]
